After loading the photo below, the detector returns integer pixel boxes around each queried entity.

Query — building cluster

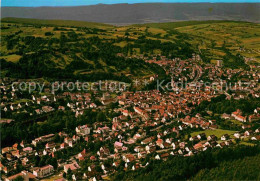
[1,54,259,180]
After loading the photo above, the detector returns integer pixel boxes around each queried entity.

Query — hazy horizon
[2,0,260,7]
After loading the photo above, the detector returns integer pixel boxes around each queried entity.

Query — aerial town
[1,0,260,178]
[1,53,260,181]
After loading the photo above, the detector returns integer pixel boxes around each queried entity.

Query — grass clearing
[191,129,237,139]
[240,141,256,146]
[114,41,128,47]
[1,54,22,62]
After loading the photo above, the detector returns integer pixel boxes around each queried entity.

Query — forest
[112,145,260,181]
[193,153,260,180]
[193,94,260,116]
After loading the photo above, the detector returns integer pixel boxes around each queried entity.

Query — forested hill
[0,18,195,81]
[1,18,259,81]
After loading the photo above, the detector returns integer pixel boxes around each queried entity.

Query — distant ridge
[2,18,254,31]
[2,3,260,25]
[1,17,114,28]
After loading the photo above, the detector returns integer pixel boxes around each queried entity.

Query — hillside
[1,18,259,82]
[1,17,114,29]
[2,3,260,25]
[134,21,260,64]
[1,18,170,82]
[176,22,260,65]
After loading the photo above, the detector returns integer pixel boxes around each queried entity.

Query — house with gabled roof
[5,171,36,181]
[64,162,80,173]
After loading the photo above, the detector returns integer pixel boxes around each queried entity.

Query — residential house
[5,171,36,181]
[33,165,54,178]
[232,110,247,122]
[207,135,217,141]
[76,125,91,136]
[221,134,230,141]
[64,162,80,173]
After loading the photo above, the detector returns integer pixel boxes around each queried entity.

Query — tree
[45,32,53,36]
[14,176,24,181]
[66,168,73,180]
[49,158,58,169]
[96,112,106,122]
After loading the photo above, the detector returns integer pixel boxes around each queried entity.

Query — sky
[2,0,259,7]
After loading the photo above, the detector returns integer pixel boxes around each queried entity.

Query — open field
[0,54,21,62]
[191,129,237,139]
